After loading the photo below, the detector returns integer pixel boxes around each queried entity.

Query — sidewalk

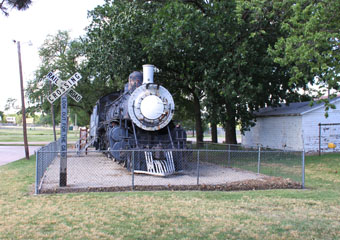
[0,141,73,166]
[0,142,50,145]
[0,141,76,145]
[0,146,41,166]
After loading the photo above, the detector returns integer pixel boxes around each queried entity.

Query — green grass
[1,154,340,239]
[0,127,79,142]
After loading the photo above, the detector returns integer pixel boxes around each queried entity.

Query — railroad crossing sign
[45,71,82,103]
[44,71,83,187]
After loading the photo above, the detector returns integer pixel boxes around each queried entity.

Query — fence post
[318,123,321,156]
[197,150,200,186]
[132,150,135,190]
[35,150,40,194]
[39,149,43,191]
[205,143,208,164]
[257,146,261,174]
[302,150,305,189]
[227,144,231,167]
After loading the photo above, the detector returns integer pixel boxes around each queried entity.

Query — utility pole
[15,40,29,160]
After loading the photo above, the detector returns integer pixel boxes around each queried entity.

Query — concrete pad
[0,146,41,166]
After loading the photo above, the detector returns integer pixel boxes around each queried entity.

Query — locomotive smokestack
[143,64,154,84]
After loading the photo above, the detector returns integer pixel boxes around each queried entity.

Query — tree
[84,0,159,90]
[143,1,214,143]
[0,110,4,122]
[269,0,340,106]
[146,0,307,144]
[4,98,18,112]
[26,31,104,126]
[199,0,309,144]
[0,0,32,16]
[173,96,196,133]
[86,0,218,142]
[85,0,320,145]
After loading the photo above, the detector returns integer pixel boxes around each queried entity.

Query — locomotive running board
[133,151,175,177]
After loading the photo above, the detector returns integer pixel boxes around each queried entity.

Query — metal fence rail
[35,144,305,194]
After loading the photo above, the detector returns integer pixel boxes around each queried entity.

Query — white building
[242,97,340,152]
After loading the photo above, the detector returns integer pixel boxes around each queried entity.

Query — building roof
[255,97,340,117]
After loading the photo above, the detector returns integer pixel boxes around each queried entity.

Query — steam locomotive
[89,65,187,176]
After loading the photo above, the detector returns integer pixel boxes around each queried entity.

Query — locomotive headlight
[128,83,174,131]
[140,95,164,119]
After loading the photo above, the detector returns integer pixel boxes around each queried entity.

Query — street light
[13,40,31,160]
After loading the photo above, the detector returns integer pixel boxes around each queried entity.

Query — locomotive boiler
[89,65,187,176]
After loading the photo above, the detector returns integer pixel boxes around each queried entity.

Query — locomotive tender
[90,65,187,176]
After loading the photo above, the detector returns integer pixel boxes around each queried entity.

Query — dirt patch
[40,176,301,194]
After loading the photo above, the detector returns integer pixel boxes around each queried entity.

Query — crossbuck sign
[45,72,82,103]
[44,71,83,186]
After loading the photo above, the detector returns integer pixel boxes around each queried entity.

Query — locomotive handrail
[76,126,96,155]
[104,91,127,108]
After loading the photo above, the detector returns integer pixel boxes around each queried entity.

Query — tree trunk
[193,93,203,143]
[224,105,237,144]
[211,121,217,143]
[224,121,237,144]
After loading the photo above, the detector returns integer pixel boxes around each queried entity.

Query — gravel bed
[40,152,301,194]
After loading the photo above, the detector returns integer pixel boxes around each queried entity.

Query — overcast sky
[0,0,105,111]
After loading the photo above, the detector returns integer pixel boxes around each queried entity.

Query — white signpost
[45,71,83,187]
[59,95,68,186]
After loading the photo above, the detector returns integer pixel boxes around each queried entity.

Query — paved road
[0,142,49,145]
[0,146,41,166]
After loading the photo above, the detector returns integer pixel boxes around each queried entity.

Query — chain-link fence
[35,139,60,194]
[193,142,304,182]
[35,144,305,194]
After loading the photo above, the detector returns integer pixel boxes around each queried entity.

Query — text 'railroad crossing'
[45,72,82,104]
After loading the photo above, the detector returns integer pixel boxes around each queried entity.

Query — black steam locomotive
[89,65,187,176]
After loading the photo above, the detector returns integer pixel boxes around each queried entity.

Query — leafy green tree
[86,0,216,142]
[1,0,32,16]
[146,0,307,144]
[26,31,104,126]
[200,0,308,143]
[85,0,156,90]
[143,1,213,142]
[173,96,196,132]
[269,0,340,100]
[35,113,59,126]
[84,0,303,144]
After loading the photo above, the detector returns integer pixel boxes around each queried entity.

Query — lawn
[0,154,339,239]
[0,127,79,143]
